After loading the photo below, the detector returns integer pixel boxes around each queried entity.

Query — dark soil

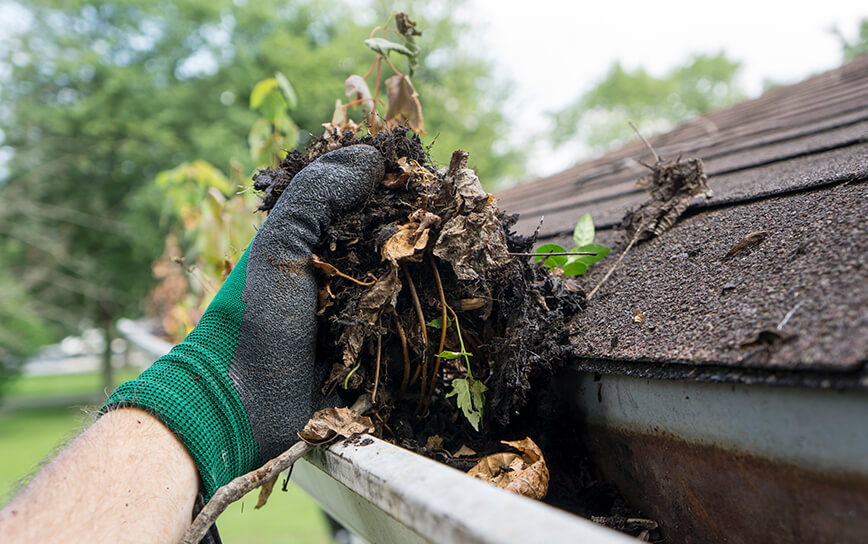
[254,127,657,539]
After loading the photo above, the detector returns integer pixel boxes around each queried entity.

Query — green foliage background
[550,52,745,153]
[0,0,525,366]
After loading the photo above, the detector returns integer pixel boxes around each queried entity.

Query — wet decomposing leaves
[468,437,549,500]
[298,407,375,445]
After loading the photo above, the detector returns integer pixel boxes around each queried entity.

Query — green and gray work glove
[103,145,384,499]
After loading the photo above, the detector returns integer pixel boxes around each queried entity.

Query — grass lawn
[4,368,142,399]
[0,373,332,543]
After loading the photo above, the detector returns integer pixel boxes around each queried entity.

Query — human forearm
[0,408,199,544]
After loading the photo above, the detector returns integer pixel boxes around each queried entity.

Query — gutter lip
[562,369,868,475]
[566,357,868,391]
[294,434,636,544]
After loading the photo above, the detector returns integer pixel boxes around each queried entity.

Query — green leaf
[533,244,567,269]
[573,243,611,267]
[436,350,472,360]
[573,213,595,247]
[250,77,288,121]
[426,316,452,329]
[250,78,279,109]
[561,260,588,276]
[274,72,298,110]
[446,377,487,431]
[364,38,415,58]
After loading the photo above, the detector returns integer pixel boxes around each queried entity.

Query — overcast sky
[461,0,866,178]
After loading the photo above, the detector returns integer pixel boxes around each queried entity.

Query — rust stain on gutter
[584,424,868,544]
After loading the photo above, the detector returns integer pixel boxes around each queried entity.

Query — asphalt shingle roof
[496,55,868,384]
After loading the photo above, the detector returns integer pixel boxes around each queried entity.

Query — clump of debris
[253,127,658,538]
[254,128,582,433]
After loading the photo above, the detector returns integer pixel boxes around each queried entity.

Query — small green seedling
[534,213,610,276]
[428,311,486,431]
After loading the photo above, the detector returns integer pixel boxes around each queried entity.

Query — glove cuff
[102,250,260,500]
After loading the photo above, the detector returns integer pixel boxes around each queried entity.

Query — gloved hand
[103,145,384,499]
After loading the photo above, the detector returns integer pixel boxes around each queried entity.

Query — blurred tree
[0,0,523,386]
[550,52,744,155]
[832,17,868,63]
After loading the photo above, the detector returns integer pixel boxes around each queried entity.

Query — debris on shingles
[621,156,713,242]
[740,328,798,350]
[723,230,768,260]
[589,150,712,301]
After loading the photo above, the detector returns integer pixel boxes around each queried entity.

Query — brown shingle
[496,55,868,378]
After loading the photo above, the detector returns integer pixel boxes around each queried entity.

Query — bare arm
[0,408,199,544]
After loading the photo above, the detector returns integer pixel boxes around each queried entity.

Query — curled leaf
[345,75,374,117]
[467,437,549,500]
[381,222,430,263]
[364,37,415,59]
[298,407,375,445]
[384,74,425,133]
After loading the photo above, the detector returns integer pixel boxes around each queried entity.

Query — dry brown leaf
[424,435,444,451]
[345,75,374,118]
[433,207,510,281]
[317,282,335,316]
[298,407,375,445]
[467,437,549,500]
[453,445,477,458]
[384,74,424,133]
[312,254,339,276]
[358,266,401,312]
[622,156,711,241]
[381,222,430,262]
[396,157,437,187]
[255,477,277,509]
[382,171,410,189]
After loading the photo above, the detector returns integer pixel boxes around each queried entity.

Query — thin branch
[423,254,448,411]
[181,395,373,544]
[403,267,427,349]
[393,309,412,396]
[588,228,643,301]
[180,440,313,544]
[629,120,660,163]
[372,324,382,403]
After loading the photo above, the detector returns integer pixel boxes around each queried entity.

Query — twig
[403,267,428,351]
[180,396,373,544]
[423,254,448,411]
[393,309,412,396]
[588,226,643,301]
[372,325,382,402]
[629,120,660,163]
[778,300,805,330]
[510,252,598,257]
[180,440,313,544]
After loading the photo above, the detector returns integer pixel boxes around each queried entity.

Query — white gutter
[293,435,636,544]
